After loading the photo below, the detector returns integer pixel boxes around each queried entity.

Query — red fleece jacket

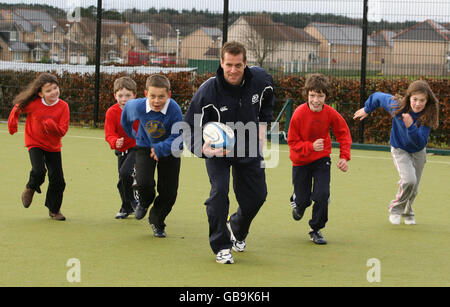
[104,103,138,152]
[287,103,352,166]
[8,98,70,152]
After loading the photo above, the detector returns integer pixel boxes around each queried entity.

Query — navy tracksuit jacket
[184,65,274,253]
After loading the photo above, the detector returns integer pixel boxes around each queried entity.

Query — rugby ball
[202,122,235,150]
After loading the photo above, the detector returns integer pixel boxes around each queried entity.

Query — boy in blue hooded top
[121,74,183,237]
[354,80,439,226]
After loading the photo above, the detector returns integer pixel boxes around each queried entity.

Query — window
[13,52,23,61]
[10,31,17,41]
[124,37,128,46]
[35,32,41,42]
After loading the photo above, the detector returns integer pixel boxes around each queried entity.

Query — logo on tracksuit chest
[145,120,166,138]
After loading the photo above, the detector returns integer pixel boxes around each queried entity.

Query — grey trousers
[389,147,426,217]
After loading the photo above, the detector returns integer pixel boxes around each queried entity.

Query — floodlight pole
[222,0,229,45]
[93,0,102,127]
[359,0,369,144]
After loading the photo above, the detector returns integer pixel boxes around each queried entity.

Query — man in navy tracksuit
[184,42,274,264]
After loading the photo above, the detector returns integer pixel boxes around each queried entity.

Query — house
[370,30,396,64]
[101,20,129,63]
[386,19,450,75]
[13,8,66,63]
[304,22,377,68]
[180,27,222,61]
[227,15,320,70]
[0,9,88,64]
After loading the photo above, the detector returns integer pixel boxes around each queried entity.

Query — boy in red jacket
[287,74,351,244]
[104,77,139,219]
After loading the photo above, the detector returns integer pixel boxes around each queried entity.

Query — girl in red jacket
[8,73,70,221]
[287,74,352,244]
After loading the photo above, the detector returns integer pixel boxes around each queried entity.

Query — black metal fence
[0,0,449,146]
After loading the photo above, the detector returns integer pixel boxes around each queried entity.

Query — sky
[1,0,449,23]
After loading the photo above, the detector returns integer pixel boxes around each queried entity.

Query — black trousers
[291,157,331,231]
[205,157,267,254]
[134,147,180,228]
[115,149,136,213]
[27,147,66,214]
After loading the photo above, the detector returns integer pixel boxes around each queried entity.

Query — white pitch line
[2,129,449,165]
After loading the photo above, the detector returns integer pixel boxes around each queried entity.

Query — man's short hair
[221,41,247,63]
[114,76,137,94]
[145,74,171,92]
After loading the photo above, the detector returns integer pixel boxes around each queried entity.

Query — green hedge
[0,70,448,149]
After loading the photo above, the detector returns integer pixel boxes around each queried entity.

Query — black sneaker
[134,204,148,220]
[151,224,166,238]
[115,208,130,219]
[309,230,327,245]
[291,202,305,221]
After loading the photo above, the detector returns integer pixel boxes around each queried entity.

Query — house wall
[0,39,12,61]
[389,40,448,65]
[180,29,215,60]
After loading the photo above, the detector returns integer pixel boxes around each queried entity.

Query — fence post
[284,98,293,136]
[359,0,369,143]
[93,0,102,127]
[222,0,229,45]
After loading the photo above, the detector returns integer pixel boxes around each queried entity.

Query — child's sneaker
[404,216,416,225]
[291,202,305,221]
[309,230,327,245]
[115,208,130,219]
[227,217,246,252]
[216,249,234,264]
[389,214,401,225]
[150,224,166,238]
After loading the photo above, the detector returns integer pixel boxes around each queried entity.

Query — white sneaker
[404,216,416,225]
[389,214,401,225]
[227,218,246,252]
[216,249,234,264]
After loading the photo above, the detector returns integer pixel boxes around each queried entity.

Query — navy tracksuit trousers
[115,149,136,213]
[27,147,66,214]
[291,157,331,231]
[205,157,267,254]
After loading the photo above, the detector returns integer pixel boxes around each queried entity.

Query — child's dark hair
[13,73,58,110]
[146,74,171,92]
[303,73,333,99]
[114,76,137,94]
[392,80,439,130]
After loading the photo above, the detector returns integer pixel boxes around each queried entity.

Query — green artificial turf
[0,123,449,286]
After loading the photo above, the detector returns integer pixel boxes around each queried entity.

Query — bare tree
[244,27,279,67]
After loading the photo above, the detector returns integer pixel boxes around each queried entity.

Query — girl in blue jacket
[354,80,439,225]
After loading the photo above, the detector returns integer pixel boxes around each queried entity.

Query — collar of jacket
[216,65,253,98]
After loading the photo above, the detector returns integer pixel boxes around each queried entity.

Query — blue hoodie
[364,92,430,153]
[121,97,183,158]
[183,65,274,160]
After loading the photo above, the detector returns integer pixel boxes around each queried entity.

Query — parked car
[150,56,176,66]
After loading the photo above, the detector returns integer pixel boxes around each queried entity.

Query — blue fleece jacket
[364,92,431,153]
[121,97,183,158]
